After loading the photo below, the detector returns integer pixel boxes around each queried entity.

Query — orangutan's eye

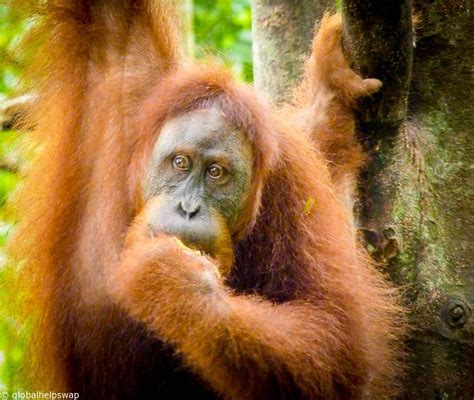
[207,164,226,179]
[173,155,192,171]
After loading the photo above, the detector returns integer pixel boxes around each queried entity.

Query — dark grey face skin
[143,107,253,254]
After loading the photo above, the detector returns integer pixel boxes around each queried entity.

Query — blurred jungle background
[0,0,252,391]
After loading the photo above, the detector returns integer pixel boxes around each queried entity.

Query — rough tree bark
[252,0,473,398]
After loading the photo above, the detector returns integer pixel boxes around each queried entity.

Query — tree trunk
[252,0,474,398]
[251,0,333,103]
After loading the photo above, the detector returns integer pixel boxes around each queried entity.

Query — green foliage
[194,0,253,81]
[0,3,29,100]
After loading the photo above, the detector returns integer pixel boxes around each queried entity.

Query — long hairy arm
[11,0,183,307]
[13,0,183,278]
[9,1,182,389]
[21,0,181,127]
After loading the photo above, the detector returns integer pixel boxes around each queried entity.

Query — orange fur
[9,2,403,399]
